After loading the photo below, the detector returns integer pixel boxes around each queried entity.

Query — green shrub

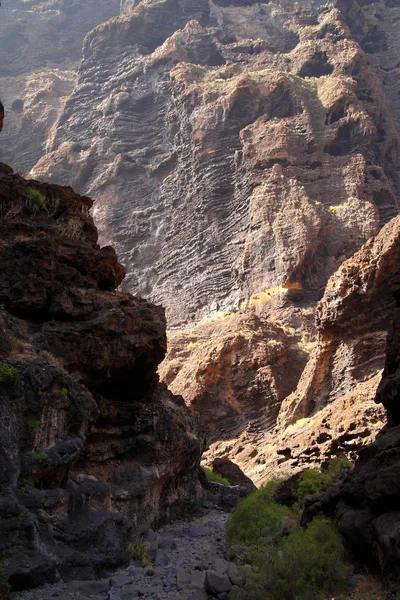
[0,362,20,384]
[227,486,289,546]
[250,517,350,600]
[0,304,5,310]
[27,421,40,434]
[36,451,48,464]
[26,188,46,213]
[0,561,10,600]
[296,457,352,506]
[127,538,152,565]
[59,387,69,398]
[205,467,231,487]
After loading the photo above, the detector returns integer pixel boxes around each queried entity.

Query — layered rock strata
[0,0,120,171]
[207,215,400,483]
[0,103,203,588]
[31,0,400,328]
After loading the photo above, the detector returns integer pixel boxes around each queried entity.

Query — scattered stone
[212,558,229,574]
[158,536,177,551]
[190,570,206,590]
[177,568,191,589]
[66,580,110,597]
[154,549,170,567]
[186,590,207,600]
[187,526,210,538]
[143,567,155,577]
[205,570,232,595]
[110,575,134,588]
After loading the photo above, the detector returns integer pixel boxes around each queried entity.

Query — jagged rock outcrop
[303,304,400,589]
[206,215,400,483]
[0,102,203,588]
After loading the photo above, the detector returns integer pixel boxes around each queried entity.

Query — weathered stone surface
[211,459,256,497]
[205,570,232,595]
[0,110,204,587]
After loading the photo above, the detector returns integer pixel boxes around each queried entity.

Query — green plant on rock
[0,561,10,600]
[127,538,152,565]
[25,188,47,213]
[296,457,351,507]
[59,387,69,398]
[0,304,5,310]
[36,451,48,464]
[328,205,339,216]
[0,362,20,384]
[204,467,231,486]
[27,421,40,434]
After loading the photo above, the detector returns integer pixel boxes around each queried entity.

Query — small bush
[227,485,288,546]
[36,452,48,464]
[26,188,47,213]
[296,457,351,506]
[0,304,5,310]
[328,205,339,216]
[204,467,231,486]
[27,421,40,434]
[59,387,69,398]
[0,362,20,384]
[0,561,10,600]
[187,341,197,350]
[127,538,152,565]
[250,517,350,600]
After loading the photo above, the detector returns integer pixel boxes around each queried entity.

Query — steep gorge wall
[4,0,400,464]
[0,0,120,171]
[31,0,400,327]
[0,102,203,587]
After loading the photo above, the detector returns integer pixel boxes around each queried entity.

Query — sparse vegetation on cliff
[205,467,231,486]
[26,188,47,213]
[0,362,20,384]
[127,538,152,566]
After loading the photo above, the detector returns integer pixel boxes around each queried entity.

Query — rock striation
[0,102,203,589]
[31,0,400,328]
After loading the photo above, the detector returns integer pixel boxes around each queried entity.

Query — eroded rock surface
[0,109,203,586]
[303,301,400,589]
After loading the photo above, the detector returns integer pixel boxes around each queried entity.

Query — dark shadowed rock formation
[0,101,203,588]
[211,457,256,497]
[303,315,400,589]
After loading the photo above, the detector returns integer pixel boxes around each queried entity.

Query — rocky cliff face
[303,296,400,589]
[31,0,400,327]
[0,0,120,172]
[3,0,400,484]
[0,102,203,588]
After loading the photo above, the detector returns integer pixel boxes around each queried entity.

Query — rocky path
[15,508,241,600]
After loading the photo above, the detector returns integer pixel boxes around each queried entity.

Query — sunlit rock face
[31,0,400,328]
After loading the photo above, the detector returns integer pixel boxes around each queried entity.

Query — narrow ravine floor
[15,508,238,600]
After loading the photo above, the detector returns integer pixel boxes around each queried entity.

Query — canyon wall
[3,0,400,470]
[0,101,203,587]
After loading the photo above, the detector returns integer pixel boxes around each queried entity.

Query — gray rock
[229,586,249,600]
[212,558,229,574]
[154,549,170,566]
[187,526,210,538]
[67,580,110,597]
[110,575,134,588]
[186,591,207,600]
[177,568,191,589]
[143,566,155,577]
[227,565,244,587]
[190,570,206,590]
[158,536,177,551]
[108,586,139,600]
[206,570,232,595]
[217,593,228,600]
